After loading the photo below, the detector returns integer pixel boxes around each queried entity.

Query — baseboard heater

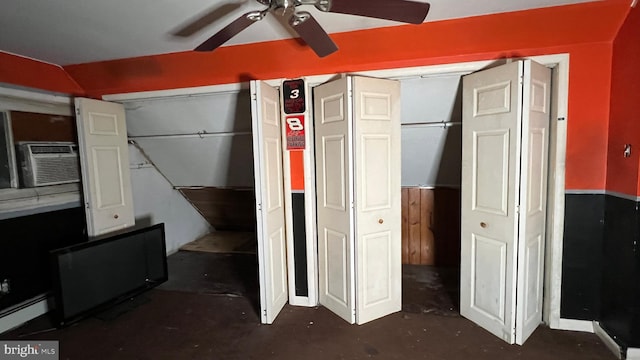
[50,223,168,327]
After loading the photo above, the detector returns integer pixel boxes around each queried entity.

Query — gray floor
[1,251,617,360]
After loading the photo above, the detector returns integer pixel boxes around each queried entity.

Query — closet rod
[401,121,461,128]
[129,131,251,140]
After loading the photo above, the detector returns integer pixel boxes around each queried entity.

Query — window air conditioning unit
[17,142,80,187]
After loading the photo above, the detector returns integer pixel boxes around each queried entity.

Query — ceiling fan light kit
[192,0,430,57]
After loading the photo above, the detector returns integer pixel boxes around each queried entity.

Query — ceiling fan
[191,0,431,58]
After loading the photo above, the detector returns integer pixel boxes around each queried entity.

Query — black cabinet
[600,195,640,349]
[0,207,86,312]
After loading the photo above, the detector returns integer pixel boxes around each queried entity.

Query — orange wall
[64,2,625,96]
[62,1,630,191]
[606,5,640,197]
[0,52,84,95]
[564,42,614,191]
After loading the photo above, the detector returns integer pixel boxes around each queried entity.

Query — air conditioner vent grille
[34,157,80,186]
[30,145,74,154]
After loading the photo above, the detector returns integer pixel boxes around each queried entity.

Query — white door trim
[279,78,319,307]
[102,54,570,329]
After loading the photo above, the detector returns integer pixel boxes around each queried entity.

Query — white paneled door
[460,60,551,345]
[250,81,288,324]
[314,76,355,323]
[75,98,135,237]
[314,76,401,325]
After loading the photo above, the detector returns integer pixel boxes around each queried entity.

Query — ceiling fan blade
[289,12,338,58]
[321,0,430,24]
[173,3,245,37]
[195,11,266,52]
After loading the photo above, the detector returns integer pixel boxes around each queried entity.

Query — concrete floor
[1,251,617,360]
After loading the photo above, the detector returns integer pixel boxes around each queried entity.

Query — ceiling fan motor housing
[272,0,297,16]
[313,0,331,12]
[196,0,430,57]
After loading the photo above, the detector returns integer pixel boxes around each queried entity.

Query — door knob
[114,214,119,219]
[480,222,487,228]
[378,219,384,224]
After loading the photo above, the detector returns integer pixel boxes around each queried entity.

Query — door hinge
[75,108,80,116]
[515,205,520,214]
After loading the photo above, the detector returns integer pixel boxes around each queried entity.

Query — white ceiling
[0,0,596,66]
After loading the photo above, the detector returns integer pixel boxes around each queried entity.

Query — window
[0,89,80,217]
[0,112,13,189]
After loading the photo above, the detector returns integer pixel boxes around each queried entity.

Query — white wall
[125,91,252,136]
[122,76,463,189]
[401,124,461,188]
[124,90,254,188]
[400,75,462,187]
[133,134,253,187]
[128,145,211,254]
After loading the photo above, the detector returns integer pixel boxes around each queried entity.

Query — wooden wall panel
[420,189,435,265]
[401,189,409,263]
[10,111,76,143]
[179,187,256,231]
[182,186,459,264]
[408,187,422,264]
[401,187,460,267]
